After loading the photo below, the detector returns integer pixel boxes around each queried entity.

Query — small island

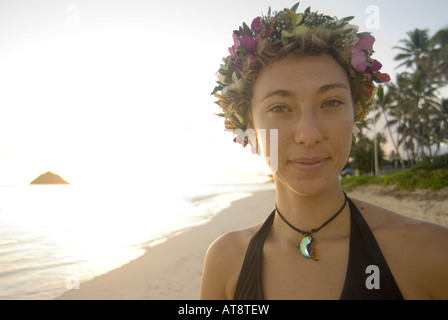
[30,171,70,184]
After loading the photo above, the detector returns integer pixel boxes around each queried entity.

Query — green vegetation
[341,159,448,191]
[349,134,389,175]
[382,168,448,190]
[340,175,383,191]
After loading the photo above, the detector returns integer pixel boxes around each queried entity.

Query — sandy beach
[56,184,448,300]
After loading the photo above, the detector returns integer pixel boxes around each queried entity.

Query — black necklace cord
[275,192,348,236]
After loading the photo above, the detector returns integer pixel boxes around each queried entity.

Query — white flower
[341,23,359,33]
[217,73,227,85]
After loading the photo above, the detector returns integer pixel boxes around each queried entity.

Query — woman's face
[250,54,354,196]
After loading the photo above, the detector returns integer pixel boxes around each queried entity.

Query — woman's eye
[322,99,342,108]
[270,105,289,113]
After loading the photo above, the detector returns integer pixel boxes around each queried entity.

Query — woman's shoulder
[205,222,263,264]
[350,196,448,236]
[350,197,448,299]
[200,222,264,299]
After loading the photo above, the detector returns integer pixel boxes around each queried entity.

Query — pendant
[297,235,318,261]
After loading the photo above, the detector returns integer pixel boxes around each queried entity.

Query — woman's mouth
[288,157,328,172]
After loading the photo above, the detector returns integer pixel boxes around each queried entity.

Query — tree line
[351,27,448,174]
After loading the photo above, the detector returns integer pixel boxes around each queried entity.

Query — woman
[200,4,448,300]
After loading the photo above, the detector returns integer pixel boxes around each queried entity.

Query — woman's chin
[273,172,340,197]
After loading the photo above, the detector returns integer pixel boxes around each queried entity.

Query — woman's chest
[261,238,350,299]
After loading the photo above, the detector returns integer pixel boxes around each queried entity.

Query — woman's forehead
[253,54,350,99]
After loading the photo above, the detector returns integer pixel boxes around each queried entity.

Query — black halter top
[234,197,404,300]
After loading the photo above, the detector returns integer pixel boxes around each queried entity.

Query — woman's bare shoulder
[350,197,448,299]
[200,222,264,299]
[205,222,263,265]
[350,197,448,234]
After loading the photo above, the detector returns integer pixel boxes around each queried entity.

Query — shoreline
[56,185,447,299]
[56,189,276,300]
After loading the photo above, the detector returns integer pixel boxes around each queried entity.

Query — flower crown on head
[212,2,391,148]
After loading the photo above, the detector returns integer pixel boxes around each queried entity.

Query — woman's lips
[288,157,328,172]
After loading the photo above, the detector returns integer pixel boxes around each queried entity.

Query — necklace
[275,192,348,261]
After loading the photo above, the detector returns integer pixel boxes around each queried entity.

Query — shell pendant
[297,235,319,261]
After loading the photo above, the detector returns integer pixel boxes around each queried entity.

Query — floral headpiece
[212,3,390,147]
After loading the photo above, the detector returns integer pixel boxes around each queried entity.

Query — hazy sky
[0,0,447,185]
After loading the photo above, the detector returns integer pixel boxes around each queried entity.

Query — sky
[0,0,447,186]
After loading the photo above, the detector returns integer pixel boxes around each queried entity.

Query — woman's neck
[272,178,348,241]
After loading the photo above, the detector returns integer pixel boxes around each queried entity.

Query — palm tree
[392,28,445,161]
[431,99,448,155]
[372,84,405,169]
[390,73,417,165]
[394,28,431,71]
[366,27,448,168]
[430,27,448,86]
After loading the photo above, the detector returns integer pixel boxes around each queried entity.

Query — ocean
[0,177,274,300]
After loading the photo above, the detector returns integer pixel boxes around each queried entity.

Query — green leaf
[281,30,292,41]
[297,13,303,25]
[211,86,222,95]
[226,58,233,68]
[286,9,302,26]
[377,85,384,101]
[357,32,371,38]
[291,2,300,12]
[242,22,252,36]
[234,112,244,124]
[304,6,311,15]
[219,69,230,76]
[292,25,309,36]
[342,16,355,22]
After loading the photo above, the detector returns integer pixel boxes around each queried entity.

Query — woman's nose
[293,112,324,147]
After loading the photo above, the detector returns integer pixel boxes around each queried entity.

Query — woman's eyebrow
[318,83,349,94]
[260,83,349,103]
[260,89,293,103]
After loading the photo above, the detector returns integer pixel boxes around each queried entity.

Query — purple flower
[232,32,240,46]
[351,49,367,72]
[371,59,382,72]
[251,16,262,33]
[228,46,237,59]
[240,34,260,53]
[364,60,382,77]
[355,34,375,51]
[350,35,380,74]
[228,33,241,59]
